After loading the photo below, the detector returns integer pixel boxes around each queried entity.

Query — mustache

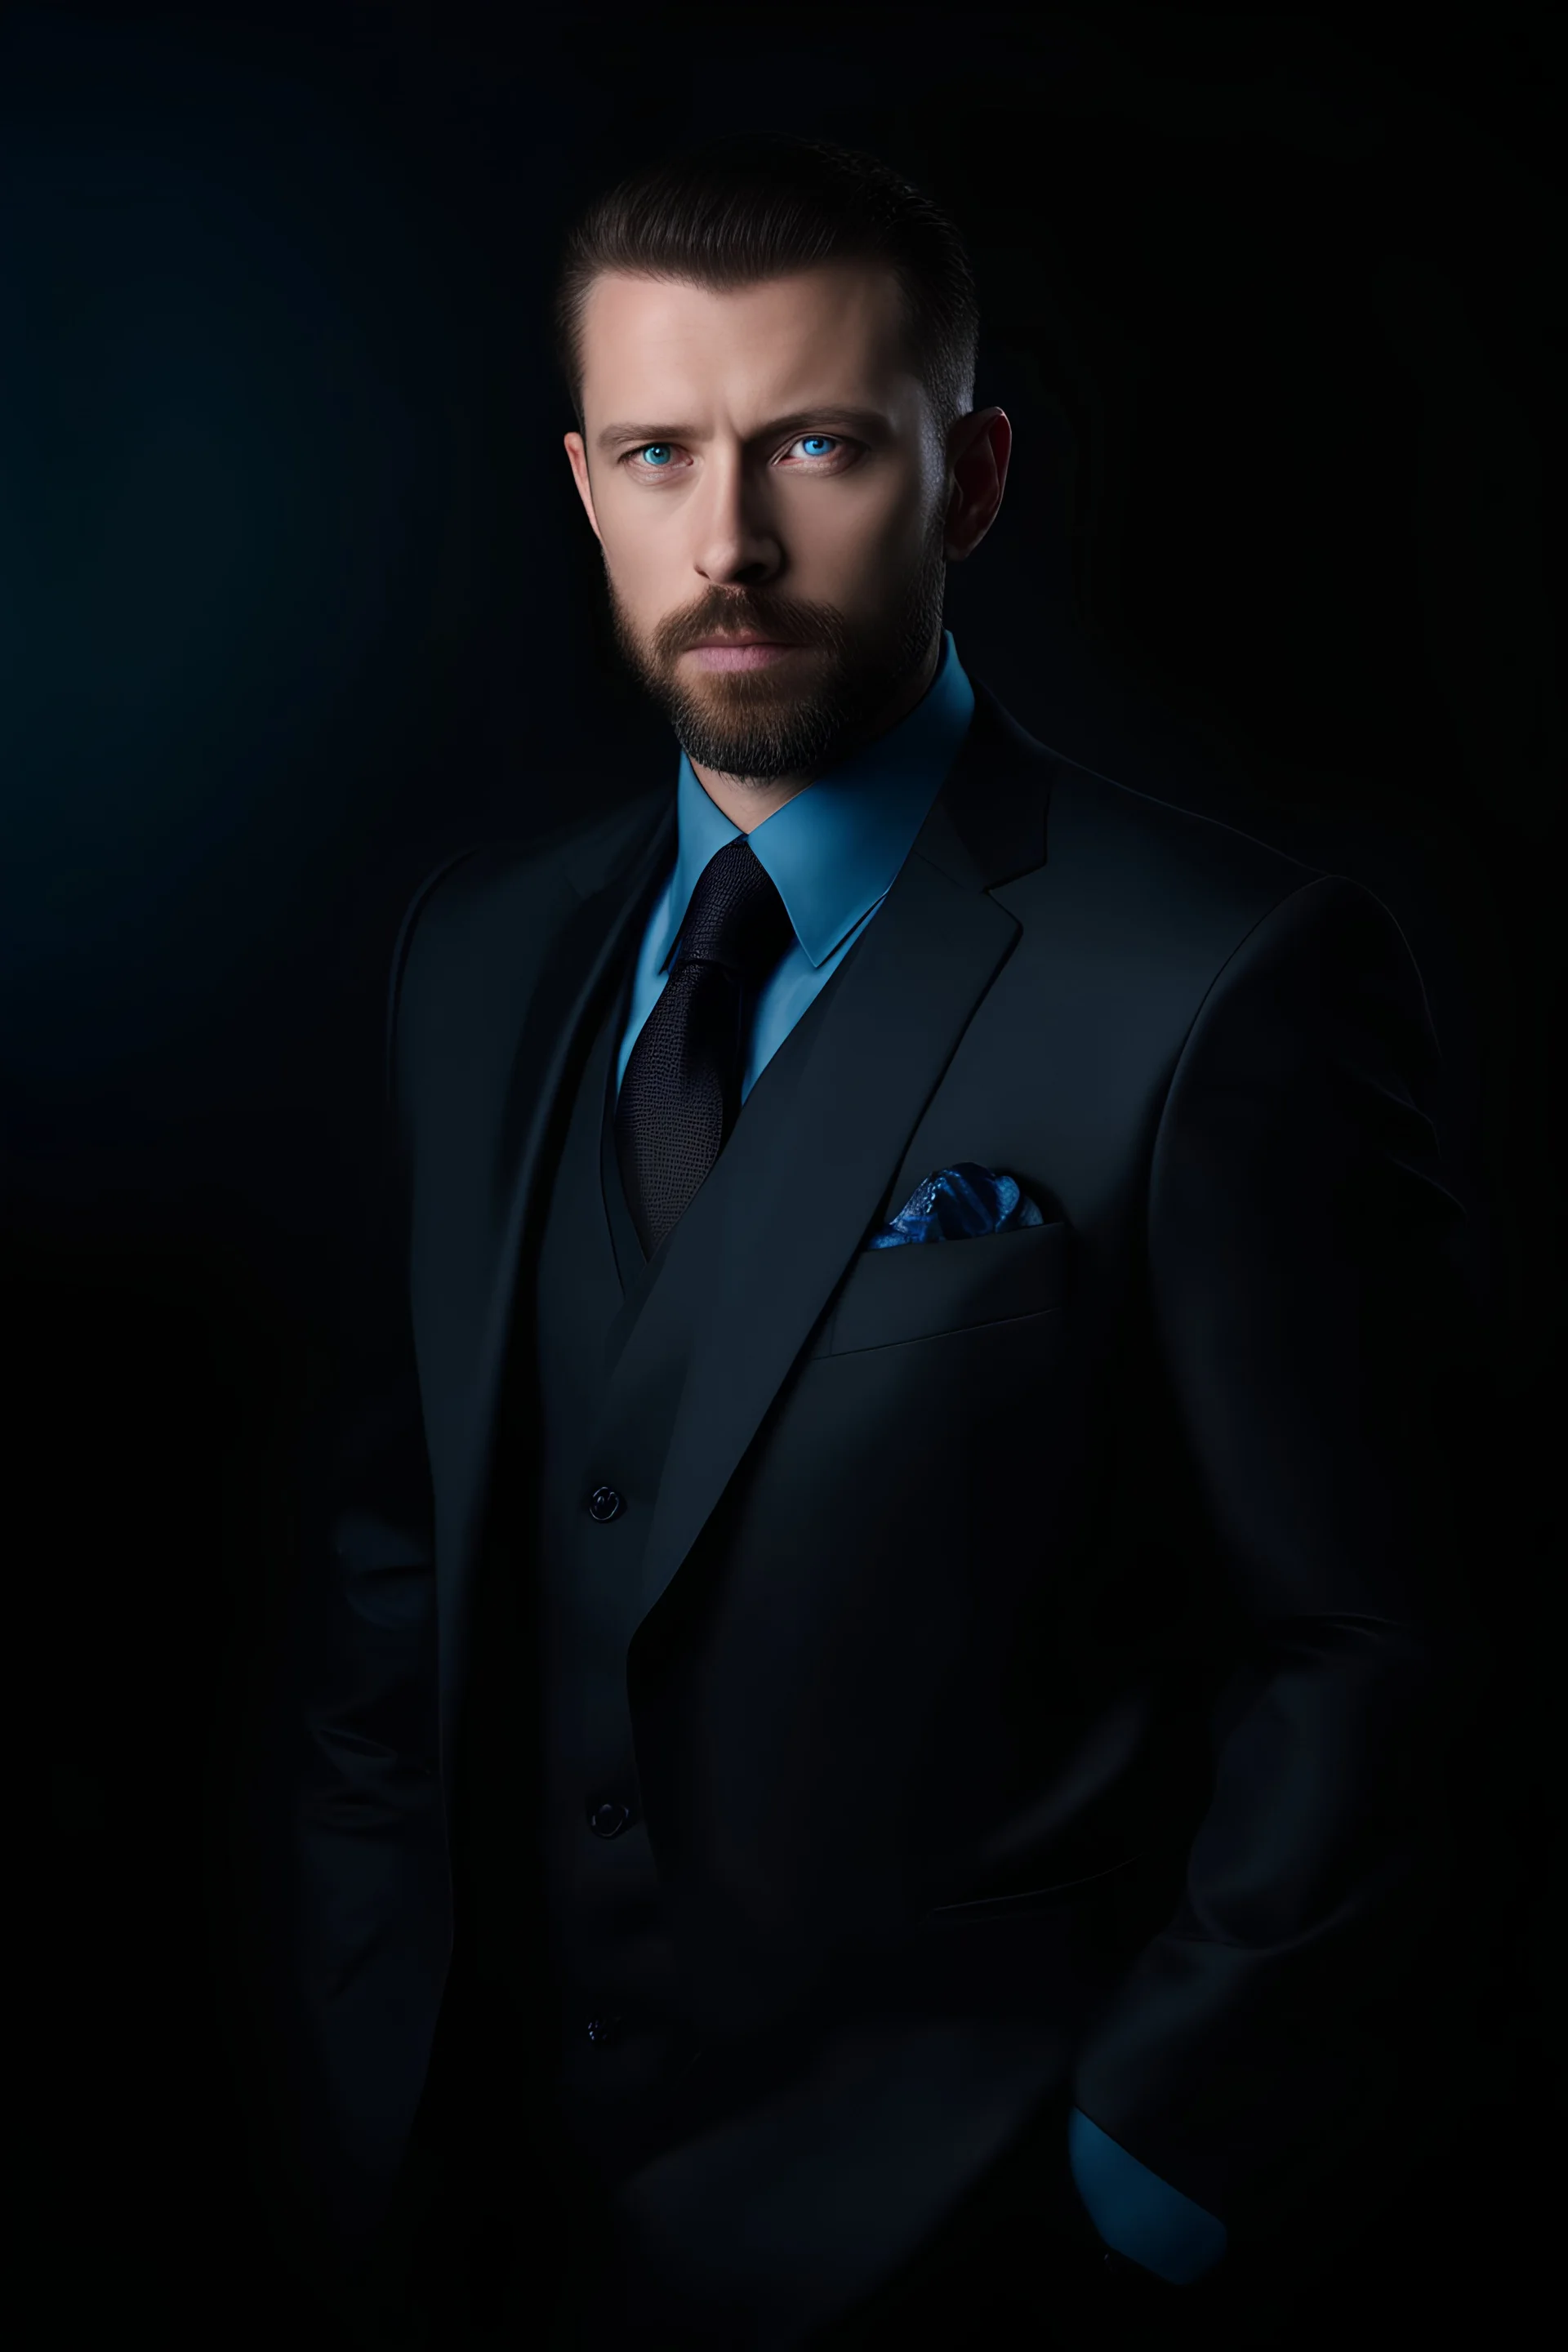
[659,600,845,657]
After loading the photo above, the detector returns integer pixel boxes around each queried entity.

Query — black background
[2,3,1560,2341]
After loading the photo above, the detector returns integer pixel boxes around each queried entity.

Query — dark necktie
[615,832,796,1258]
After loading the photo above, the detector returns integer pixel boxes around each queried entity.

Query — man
[287,134,1477,2350]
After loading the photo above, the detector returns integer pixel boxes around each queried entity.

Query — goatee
[603,519,948,787]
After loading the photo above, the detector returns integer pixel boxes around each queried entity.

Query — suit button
[586,2015,621,2047]
[587,1484,625,1522]
[588,1799,633,1838]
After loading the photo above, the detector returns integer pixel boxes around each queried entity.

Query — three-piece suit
[288,635,1477,2346]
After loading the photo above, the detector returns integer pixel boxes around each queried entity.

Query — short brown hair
[553,133,979,446]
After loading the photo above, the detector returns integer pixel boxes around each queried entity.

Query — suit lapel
[600,684,1054,1642]
[442,684,1054,1750]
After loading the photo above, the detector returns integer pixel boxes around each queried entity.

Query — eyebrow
[594,403,895,454]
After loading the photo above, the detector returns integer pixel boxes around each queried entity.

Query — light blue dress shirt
[615,630,973,1107]
[614,627,1227,2287]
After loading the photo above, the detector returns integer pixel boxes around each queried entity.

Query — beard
[601,509,949,788]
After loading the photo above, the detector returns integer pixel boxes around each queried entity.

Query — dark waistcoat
[452,924,852,2191]
[528,939,680,2181]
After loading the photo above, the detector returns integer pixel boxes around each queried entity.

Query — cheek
[811,480,933,586]
[601,532,667,617]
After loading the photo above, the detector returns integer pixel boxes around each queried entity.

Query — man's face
[564,262,952,786]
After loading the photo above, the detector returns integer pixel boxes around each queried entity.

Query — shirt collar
[656,629,976,973]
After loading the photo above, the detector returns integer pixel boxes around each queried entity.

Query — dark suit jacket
[287,679,1481,2338]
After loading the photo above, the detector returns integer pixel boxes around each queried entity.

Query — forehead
[576,262,915,420]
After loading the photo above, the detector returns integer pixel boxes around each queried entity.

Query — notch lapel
[608,685,1054,1644]
[437,684,1054,1758]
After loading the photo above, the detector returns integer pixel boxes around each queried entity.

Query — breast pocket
[806,1217,1071,1358]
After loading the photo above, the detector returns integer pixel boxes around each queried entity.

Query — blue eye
[623,432,848,474]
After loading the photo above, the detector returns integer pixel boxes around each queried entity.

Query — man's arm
[278,853,479,2269]
[285,1190,447,2249]
[1069,871,1483,2270]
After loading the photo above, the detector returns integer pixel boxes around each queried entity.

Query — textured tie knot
[672,833,796,989]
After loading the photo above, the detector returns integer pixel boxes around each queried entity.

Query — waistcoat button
[588,1799,633,1838]
[587,1484,625,1522]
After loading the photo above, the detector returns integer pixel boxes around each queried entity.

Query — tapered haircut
[552,134,980,451]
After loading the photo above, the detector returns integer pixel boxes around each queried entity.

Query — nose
[691,448,783,590]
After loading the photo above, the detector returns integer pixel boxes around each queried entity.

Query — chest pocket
[805,1216,1071,1358]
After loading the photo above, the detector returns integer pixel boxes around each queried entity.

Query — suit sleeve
[1069,871,1486,2261]
[276,853,478,2265]
[1068,2105,1227,2283]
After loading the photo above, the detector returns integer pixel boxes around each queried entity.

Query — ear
[943,407,1012,564]
[564,432,603,546]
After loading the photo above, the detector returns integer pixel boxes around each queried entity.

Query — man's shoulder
[385,788,668,1056]
[407,786,668,924]
[389,790,667,991]
[977,686,1329,947]
[384,786,670,1106]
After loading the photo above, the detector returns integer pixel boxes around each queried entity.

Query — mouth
[686,639,804,671]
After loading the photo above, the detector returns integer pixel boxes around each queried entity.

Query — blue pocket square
[866,1161,1046,1250]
